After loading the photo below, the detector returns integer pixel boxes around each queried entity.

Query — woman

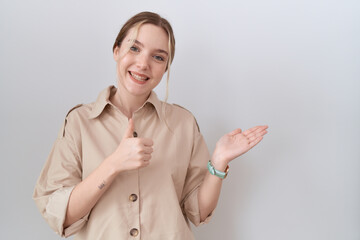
[33,11,268,239]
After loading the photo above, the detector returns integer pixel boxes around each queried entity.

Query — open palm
[213,125,268,165]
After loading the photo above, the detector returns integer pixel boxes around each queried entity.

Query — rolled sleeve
[183,184,213,226]
[44,186,89,237]
[181,117,213,226]
[33,113,85,237]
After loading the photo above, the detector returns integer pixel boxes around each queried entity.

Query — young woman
[33,11,268,239]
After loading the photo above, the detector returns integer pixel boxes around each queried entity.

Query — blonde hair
[113,12,175,102]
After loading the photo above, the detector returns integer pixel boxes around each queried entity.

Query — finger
[137,159,150,168]
[243,125,268,137]
[141,146,153,154]
[141,154,152,161]
[254,127,268,137]
[259,128,268,136]
[228,128,242,136]
[246,129,268,141]
[242,126,261,136]
[141,138,154,147]
[247,130,267,142]
[123,118,135,139]
[142,160,151,167]
[248,136,263,149]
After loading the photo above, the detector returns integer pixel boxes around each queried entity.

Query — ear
[113,46,120,61]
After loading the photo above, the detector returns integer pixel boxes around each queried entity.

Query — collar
[88,85,163,122]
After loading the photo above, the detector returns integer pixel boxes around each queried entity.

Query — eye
[130,46,139,52]
[154,55,165,62]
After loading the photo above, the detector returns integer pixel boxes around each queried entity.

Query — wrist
[104,155,122,176]
[207,160,229,179]
[211,155,229,172]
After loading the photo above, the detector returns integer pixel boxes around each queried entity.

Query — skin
[63,23,268,227]
[111,24,169,117]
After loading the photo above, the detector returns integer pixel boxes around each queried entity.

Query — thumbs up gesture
[107,119,154,173]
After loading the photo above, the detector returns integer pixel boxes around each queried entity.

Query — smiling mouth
[129,71,149,82]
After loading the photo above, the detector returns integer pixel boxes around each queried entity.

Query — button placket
[127,188,140,238]
[128,114,141,238]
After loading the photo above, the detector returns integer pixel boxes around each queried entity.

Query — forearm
[63,157,118,228]
[198,125,268,222]
[198,160,228,222]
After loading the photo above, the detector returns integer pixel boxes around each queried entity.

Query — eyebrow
[131,39,169,56]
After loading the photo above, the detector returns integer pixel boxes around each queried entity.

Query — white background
[0,0,359,239]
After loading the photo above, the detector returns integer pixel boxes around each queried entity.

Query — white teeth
[130,72,148,81]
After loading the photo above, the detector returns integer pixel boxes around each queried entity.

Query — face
[113,24,169,100]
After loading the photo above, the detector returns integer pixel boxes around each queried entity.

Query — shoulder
[64,102,95,120]
[163,103,201,133]
[58,102,95,138]
[169,103,194,117]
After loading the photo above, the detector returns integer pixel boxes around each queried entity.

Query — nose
[136,53,149,70]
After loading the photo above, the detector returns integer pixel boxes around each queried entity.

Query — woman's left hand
[212,125,268,168]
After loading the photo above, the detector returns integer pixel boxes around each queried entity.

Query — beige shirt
[33,86,212,240]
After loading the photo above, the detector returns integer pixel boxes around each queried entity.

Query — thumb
[228,128,242,136]
[123,118,135,139]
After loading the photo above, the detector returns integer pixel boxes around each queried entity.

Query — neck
[110,87,149,118]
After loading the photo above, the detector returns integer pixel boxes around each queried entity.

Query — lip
[128,71,150,85]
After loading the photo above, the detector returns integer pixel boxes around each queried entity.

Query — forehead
[126,24,169,52]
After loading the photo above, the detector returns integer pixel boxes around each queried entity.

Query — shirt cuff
[64,213,89,237]
[183,185,214,226]
[45,186,88,237]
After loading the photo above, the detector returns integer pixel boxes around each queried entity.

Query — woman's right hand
[106,119,153,173]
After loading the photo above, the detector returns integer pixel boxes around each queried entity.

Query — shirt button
[133,131,138,138]
[130,228,139,237]
[129,194,138,202]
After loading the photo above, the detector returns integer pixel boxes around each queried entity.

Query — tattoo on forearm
[98,181,106,190]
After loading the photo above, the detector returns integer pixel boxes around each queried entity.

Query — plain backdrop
[0,0,359,239]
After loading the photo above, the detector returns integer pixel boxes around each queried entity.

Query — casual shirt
[33,86,212,240]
